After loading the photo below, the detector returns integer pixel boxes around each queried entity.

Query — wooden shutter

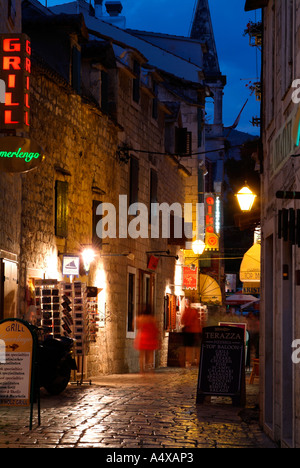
[55,181,68,238]
[175,128,191,155]
[168,214,188,248]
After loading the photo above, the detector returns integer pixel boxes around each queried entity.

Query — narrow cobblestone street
[0,368,277,450]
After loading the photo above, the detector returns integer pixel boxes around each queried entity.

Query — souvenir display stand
[34,279,100,386]
[35,279,61,337]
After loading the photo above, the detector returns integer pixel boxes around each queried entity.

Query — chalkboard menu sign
[196,326,245,406]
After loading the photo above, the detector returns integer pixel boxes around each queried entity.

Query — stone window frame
[126,266,137,339]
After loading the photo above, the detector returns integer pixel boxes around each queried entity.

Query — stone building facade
[0,0,209,376]
[0,0,22,320]
[245,0,300,448]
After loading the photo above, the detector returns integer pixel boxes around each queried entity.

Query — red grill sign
[0,34,31,131]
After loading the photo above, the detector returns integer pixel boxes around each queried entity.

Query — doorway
[0,258,18,320]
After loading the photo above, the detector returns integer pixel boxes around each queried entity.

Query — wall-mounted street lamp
[192,239,206,255]
[100,252,135,260]
[146,250,179,260]
[236,184,257,212]
[82,248,96,273]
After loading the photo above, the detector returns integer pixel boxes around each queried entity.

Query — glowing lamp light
[82,248,95,273]
[192,239,206,255]
[236,185,257,212]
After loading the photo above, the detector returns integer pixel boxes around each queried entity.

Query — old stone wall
[18,53,188,375]
[0,0,22,320]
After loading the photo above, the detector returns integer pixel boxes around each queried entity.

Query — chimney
[101,1,126,28]
[105,1,123,16]
[94,0,104,18]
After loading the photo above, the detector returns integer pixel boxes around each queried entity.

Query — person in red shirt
[134,306,160,373]
[181,300,202,367]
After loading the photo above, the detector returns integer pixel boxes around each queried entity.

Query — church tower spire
[190,0,222,81]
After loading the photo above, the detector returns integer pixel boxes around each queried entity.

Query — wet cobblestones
[0,368,277,449]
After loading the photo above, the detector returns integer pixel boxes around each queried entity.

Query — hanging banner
[0,319,36,407]
[147,255,159,271]
[182,266,198,290]
[205,232,219,251]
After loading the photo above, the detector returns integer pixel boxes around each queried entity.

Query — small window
[129,157,139,205]
[132,60,140,104]
[55,181,68,238]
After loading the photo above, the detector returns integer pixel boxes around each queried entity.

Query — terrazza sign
[0,34,31,131]
[0,136,44,173]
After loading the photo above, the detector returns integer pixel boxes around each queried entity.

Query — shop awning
[240,243,261,283]
[199,274,222,304]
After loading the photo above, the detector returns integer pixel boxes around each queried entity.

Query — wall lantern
[192,239,206,255]
[82,248,95,273]
[236,184,257,212]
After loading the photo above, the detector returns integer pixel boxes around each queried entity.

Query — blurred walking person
[134,306,160,373]
[181,299,202,367]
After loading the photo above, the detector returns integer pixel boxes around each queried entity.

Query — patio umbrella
[225,293,259,305]
[199,274,222,304]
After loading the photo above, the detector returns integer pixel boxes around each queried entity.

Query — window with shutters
[92,200,103,250]
[175,127,192,156]
[168,214,188,248]
[129,157,139,205]
[132,60,140,104]
[55,181,68,238]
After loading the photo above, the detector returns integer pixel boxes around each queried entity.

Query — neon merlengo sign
[0,136,44,173]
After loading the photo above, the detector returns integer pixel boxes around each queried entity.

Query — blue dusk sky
[42,0,262,136]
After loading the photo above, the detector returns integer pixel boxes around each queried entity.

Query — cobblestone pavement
[0,368,278,449]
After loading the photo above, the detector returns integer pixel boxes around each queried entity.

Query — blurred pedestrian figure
[181,299,202,367]
[134,306,160,373]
